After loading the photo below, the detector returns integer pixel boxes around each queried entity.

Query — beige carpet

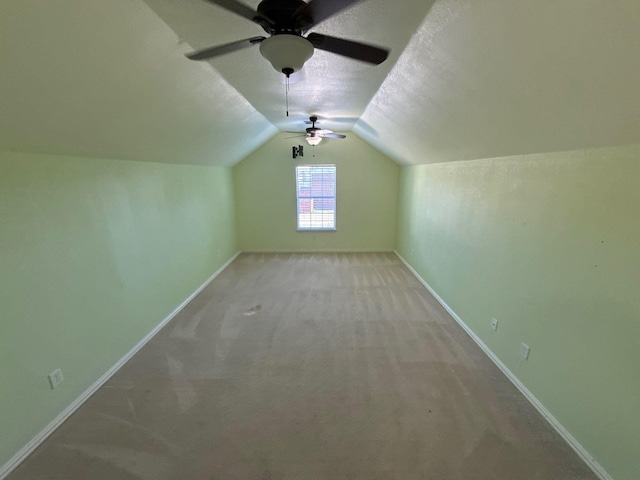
[9,253,597,479]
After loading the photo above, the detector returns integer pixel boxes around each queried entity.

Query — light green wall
[396,145,640,480]
[234,134,399,252]
[0,151,237,468]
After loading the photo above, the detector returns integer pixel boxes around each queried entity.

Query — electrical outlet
[520,343,530,360]
[48,368,64,389]
[490,317,498,331]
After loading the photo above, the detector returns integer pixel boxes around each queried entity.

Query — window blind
[295,164,336,230]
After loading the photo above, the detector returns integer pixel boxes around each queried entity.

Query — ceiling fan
[289,116,346,146]
[186,0,390,77]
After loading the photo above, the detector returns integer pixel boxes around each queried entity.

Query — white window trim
[295,164,337,231]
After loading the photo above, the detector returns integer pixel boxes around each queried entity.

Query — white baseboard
[241,249,394,253]
[0,251,240,480]
[394,251,613,480]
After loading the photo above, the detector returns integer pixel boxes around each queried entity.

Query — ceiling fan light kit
[259,34,314,75]
[305,135,322,146]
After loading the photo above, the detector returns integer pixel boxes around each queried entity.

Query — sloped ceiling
[1,0,277,166]
[356,0,640,165]
[2,0,639,167]
[141,0,436,134]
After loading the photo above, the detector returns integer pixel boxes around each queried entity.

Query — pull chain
[283,68,293,117]
[285,74,289,117]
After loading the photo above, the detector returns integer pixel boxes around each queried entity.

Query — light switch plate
[48,368,64,389]
[490,317,498,331]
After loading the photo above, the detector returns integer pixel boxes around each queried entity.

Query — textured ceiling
[2,0,639,167]
[1,0,277,166]
[356,0,640,165]
[141,0,437,134]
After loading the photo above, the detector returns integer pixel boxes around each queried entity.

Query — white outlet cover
[520,343,530,360]
[490,318,498,331]
[48,368,64,389]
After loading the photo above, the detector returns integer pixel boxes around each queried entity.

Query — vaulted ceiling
[2,0,639,167]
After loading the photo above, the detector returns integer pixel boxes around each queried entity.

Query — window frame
[295,164,337,232]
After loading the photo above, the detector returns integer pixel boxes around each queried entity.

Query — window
[296,164,336,231]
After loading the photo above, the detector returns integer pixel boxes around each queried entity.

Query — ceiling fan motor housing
[256,0,310,34]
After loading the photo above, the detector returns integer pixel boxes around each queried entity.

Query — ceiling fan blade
[186,36,266,60]
[294,0,364,30]
[307,33,389,65]
[320,133,346,139]
[204,0,274,27]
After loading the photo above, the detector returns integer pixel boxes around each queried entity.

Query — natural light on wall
[296,165,336,231]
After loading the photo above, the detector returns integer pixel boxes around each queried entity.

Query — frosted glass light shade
[259,35,314,74]
[306,135,322,146]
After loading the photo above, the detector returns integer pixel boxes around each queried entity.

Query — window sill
[296,228,337,232]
